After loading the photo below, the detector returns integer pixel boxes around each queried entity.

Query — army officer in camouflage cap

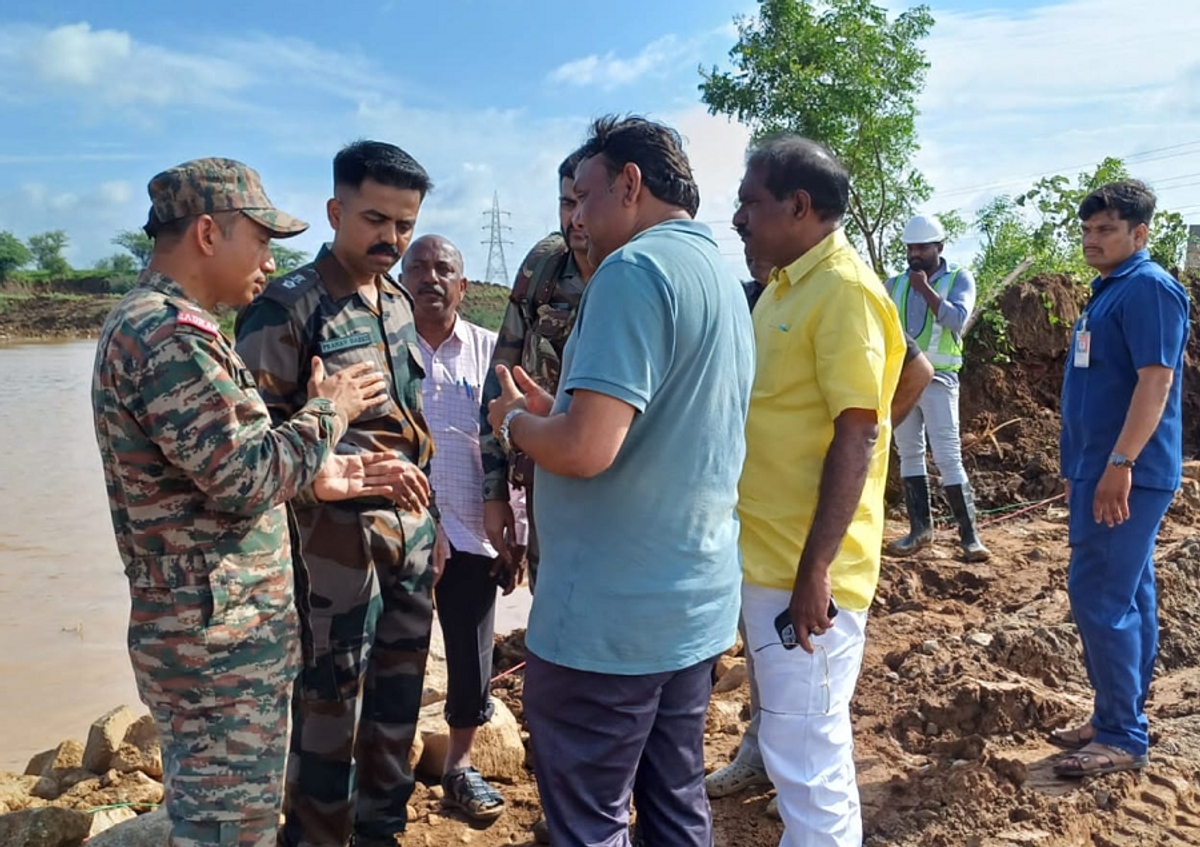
[92,157,411,847]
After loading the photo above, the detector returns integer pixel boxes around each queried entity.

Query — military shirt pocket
[319,333,396,422]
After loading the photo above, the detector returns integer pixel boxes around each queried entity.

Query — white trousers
[741,583,867,847]
[893,378,967,486]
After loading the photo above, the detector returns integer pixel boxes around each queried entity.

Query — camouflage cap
[143,157,308,239]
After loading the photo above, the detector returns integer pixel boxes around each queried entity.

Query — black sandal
[442,767,505,821]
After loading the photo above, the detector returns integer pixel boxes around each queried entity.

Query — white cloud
[546,35,687,91]
[916,0,1200,230]
[0,22,250,109]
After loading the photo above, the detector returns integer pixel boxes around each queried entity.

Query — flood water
[0,339,530,771]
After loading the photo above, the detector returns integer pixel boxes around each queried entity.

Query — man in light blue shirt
[487,116,754,847]
[885,214,990,562]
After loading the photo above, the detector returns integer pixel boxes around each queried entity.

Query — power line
[934,139,1200,200]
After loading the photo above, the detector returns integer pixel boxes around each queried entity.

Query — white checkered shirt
[417,316,525,557]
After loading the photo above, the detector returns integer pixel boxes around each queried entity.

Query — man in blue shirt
[1051,180,1189,778]
[486,115,754,847]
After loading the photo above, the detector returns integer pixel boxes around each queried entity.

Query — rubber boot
[886,476,933,556]
[945,481,991,562]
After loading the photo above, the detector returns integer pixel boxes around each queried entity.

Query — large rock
[0,771,61,812]
[85,807,171,847]
[56,770,163,812]
[713,659,749,694]
[421,616,449,707]
[416,698,526,783]
[88,806,138,838]
[83,706,141,774]
[0,806,92,847]
[25,741,85,778]
[111,715,163,780]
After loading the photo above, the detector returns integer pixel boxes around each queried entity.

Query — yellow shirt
[738,230,905,611]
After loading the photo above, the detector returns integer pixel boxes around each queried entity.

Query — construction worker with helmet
[884,214,991,562]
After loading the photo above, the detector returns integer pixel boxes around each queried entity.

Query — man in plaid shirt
[401,233,526,822]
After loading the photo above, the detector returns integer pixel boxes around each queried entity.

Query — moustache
[418,283,447,298]
[368,243,400,259]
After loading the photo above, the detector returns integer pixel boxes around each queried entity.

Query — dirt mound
[953,272,1200,509]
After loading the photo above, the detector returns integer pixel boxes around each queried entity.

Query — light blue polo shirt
[528,219,755,675]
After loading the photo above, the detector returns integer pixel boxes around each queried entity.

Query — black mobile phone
[774,599,839,650]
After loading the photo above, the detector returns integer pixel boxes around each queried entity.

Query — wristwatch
[497,408,527,454]
[1109,452,1136,469]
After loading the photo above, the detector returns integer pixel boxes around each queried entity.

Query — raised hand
[307,357,389,422]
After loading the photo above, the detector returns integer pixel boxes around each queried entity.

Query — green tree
[700,0,936,276]
[1015,157,1187,276]
[95,253,139,276]
[112,229,154,268]
[27,230,72,277]
[270,243,309,275]
[0,230,32,281]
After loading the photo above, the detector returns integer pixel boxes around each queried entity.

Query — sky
[1,0,1199,282]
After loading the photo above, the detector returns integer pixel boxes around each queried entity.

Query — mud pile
[955,272,1200,509]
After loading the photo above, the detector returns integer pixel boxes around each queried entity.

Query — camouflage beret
[143,157,308,239]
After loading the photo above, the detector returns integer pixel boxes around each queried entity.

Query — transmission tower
[481,191,513,286]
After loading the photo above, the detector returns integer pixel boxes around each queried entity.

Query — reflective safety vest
[891,267,964,372]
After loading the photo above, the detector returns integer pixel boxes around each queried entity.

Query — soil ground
[397,273,1200,847]
[400,509,1200,847]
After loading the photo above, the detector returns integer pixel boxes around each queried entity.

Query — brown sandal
[1053,742,1148,778]
[1047,721,1096,750]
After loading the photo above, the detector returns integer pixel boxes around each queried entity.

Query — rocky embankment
[0,619,535,847]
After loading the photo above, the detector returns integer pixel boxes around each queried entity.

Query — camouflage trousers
[126,549,300,847]
[280,504,436,847]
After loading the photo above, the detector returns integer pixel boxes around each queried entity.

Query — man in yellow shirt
[733,136,905,847]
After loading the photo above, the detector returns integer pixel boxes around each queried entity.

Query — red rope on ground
[979,492,1066,528]
[491,660,527,684]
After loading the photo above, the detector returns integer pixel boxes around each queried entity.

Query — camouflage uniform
[479,233,587,586]
[236,246,436,847]
[91,159,323,847]
[92,277,343,847]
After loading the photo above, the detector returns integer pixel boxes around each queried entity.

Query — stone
[57,770,163,812]
[85,807,171,847]
[723,630,744,658]
[919,639,939,655]
[408,725,425,773]
[83,706,141,774]
[110,715,163,780]
[1182,459,1200,481]
[925,722,940,737]
[416,698,526,783]
[0,771,45,812]
[714,654,741,679]
[0,806,92,847]
[421,616,449,707]
[88,806,138,838]
[25,740,85,778]
[965,632,994,648]
[712,660,749,694]
[54,769,99,795]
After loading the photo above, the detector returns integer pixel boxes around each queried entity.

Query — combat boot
[886,476,933,556]
[945,481,991,562]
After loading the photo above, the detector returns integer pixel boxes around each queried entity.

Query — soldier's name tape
[318,333,373,354]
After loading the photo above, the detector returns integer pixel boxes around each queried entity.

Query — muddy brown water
[0,339,531,771]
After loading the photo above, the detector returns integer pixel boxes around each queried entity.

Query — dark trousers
[434,546,499,727]
[523,651,716,847]
[1067,481,1173,756]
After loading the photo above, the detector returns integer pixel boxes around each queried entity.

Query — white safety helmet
[902,214,946,245]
